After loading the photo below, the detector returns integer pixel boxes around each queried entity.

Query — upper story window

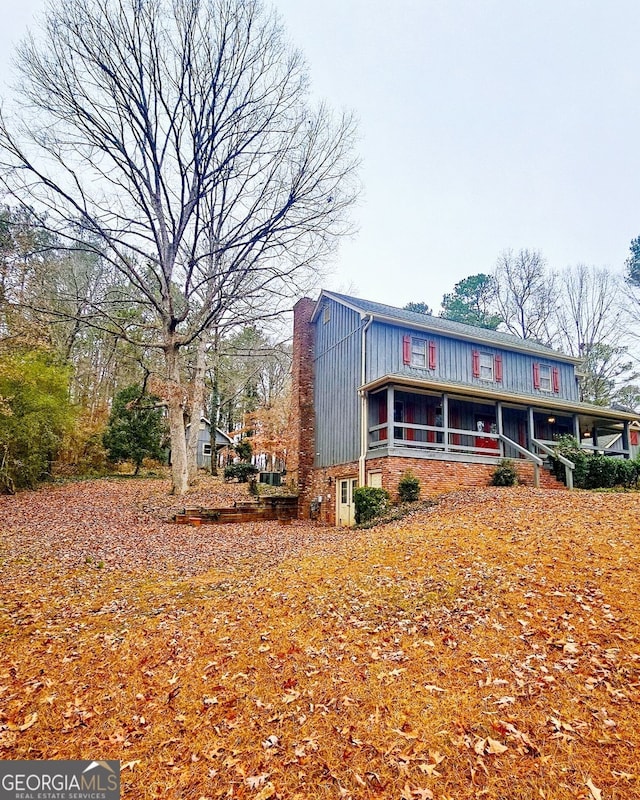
[411,338,427,368]
[472,350,503,383]
[403,335,436,369]
[322,304,331,324]
[533,362,560,393]
[538,364,552,391]
[479,352,494,381]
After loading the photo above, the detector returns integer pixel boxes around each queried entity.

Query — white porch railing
[498,434,543,488]
[368,423,554,489]
[369,421,501,455]
[531,438,575,490]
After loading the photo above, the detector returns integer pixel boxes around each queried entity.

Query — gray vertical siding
[312,300,588,468]
[314,298,363,467]
[367,322,580,401]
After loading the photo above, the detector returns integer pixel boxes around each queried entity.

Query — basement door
[337,477,358,527]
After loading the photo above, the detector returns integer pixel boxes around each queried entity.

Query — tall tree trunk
[210,368,219,476]
[209,330,220,476]
[186,338,207,485]
[166,343,189,495]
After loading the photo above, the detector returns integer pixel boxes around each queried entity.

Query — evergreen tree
[403,301,433,315]
[625,236,640,287]
[440,274,502,330]
[103,385,166,474]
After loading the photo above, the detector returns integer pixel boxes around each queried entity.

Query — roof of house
[186,417,234,446]
[316,290,581,364]
[581,433,621,449]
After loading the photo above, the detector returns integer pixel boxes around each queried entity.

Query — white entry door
[337,477,358,527]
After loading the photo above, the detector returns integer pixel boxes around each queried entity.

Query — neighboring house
[185,417,234,469]
[288,291,639,526]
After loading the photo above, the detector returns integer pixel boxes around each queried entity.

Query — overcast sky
[2,0,640,311]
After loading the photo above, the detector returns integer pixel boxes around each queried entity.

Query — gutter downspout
[358,314,374,486]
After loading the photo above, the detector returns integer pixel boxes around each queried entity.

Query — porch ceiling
[361,374,639,424]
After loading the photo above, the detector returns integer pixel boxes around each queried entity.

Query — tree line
[0,203,294,491]
[406,248,640,409]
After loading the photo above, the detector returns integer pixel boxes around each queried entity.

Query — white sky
[2,0,640,311]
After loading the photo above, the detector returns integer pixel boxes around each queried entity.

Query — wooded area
[0,202,296,491]
[0,0,358,494]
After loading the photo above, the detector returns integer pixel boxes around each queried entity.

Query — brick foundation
[299,456,565,526]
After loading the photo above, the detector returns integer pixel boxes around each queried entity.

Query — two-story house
[289,291,639,526]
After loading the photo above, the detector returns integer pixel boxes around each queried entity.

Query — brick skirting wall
[300,456,565,526]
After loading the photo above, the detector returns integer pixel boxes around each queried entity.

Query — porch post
[442,393,449,452]
[591,425,598,450]
[528,407,535,447]
[622,420,630,459]
[496,402,504,457]
[387,385,395,449]
[573,414,581,443]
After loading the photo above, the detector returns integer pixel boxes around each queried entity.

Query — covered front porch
[364,382,636,484]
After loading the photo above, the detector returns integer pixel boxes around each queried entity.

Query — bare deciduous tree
[0,0,358,493]
[555,264,623,357]
[494,249,558,344]
[553,264,637,404]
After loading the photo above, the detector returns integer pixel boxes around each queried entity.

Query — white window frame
[410,337,428,368]
[367,470,383,488]
[202,442,212,456]
[479,352,494,382]
[538,364,552,392]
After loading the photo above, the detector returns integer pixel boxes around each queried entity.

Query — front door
[337,477,358,527]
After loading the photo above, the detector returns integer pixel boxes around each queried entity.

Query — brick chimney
[288,297,316,504]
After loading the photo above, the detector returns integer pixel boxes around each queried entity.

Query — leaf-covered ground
[1,479,639,799]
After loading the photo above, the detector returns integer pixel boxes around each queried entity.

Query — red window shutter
[533,362,540,389]
[472,350,480,378]
[378,396,388,424]
[552,366,560,393]
[427,405,435,443]
[631,431,639,446]
[377,395,388,442]
[402,335,411,365]
[428,340,437,370]
[450,407,461,446]
[406,404,415,441]
[494,354,503,383]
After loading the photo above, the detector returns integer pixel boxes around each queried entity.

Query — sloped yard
[1,479,639,799]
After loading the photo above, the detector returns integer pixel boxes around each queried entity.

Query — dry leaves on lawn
[1,481,640,799]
